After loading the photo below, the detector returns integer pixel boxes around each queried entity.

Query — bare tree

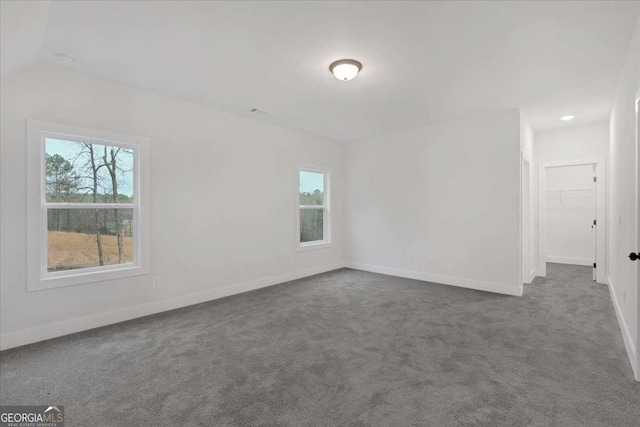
[45,154,77,231]
[103,146,131,264]
[75,143,105,266]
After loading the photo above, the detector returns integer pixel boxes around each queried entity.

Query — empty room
[1,1,639,426]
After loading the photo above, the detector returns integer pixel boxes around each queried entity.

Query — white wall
[345,110,522,296]
[545,165,595,266]
[608,16,639,380]
[0,63,345,349]
[536,121,609,163]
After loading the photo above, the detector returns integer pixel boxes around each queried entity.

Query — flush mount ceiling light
[329,59,362,81]
[560,115,575,121]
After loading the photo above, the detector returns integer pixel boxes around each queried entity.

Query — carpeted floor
[1,263,638,426]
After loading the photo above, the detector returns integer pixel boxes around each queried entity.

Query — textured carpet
[1,263,638,426]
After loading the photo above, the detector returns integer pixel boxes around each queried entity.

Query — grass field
[48,231,133,272]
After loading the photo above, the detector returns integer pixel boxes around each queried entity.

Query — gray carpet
[1,263,638,426]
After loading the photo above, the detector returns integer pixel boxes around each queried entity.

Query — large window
[27,120,150,290]
[298,168,330,249]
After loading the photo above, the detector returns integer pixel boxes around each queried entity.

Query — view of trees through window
[45,138,135,272]
[299,170,326,243]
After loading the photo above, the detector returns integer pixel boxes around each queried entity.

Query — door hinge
[593,219,597,225]
[593,176,597,182]
[593,263,597,268]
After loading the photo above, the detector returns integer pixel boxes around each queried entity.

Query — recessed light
[329,59,362,81]
[54,53,74,63]
[560,115,574,121]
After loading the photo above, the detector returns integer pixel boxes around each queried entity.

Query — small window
[298,168,331,249]
[27,120,150,290]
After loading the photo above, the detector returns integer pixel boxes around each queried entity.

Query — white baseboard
[0,262,345,351]
[525,267,537,284]
[345,262,522,296]
[606,276,637,380]
[546,256,592,266]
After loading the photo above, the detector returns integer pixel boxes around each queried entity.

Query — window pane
[45,138,134,203]
[300,208,324,243]
[47,208,134,272]
[299,170,324,205]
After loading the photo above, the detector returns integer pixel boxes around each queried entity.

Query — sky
[46,138,134,197]
[300,170,324,194]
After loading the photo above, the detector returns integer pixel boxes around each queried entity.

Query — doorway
[538,158,606,283]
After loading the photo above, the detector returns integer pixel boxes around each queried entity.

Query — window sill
[297,241,333,252]
[28,264,149,292]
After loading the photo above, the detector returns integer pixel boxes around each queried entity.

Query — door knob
[630,252,640,261]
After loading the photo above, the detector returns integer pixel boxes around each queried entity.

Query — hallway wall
[607,15,639,380]
[536,121,609,164]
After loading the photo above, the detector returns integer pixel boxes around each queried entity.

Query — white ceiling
[0,0,50,75]
[8,1,640,141]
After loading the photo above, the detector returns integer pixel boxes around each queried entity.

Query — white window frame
[297,166,331,251]
[26,119,150,291]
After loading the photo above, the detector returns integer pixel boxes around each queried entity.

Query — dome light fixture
[560,115,575,121]
[329,59,362,81]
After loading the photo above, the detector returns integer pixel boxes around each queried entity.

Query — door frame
[634,91,639,380]
[521,157,534,284]
[538,157,606,283]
